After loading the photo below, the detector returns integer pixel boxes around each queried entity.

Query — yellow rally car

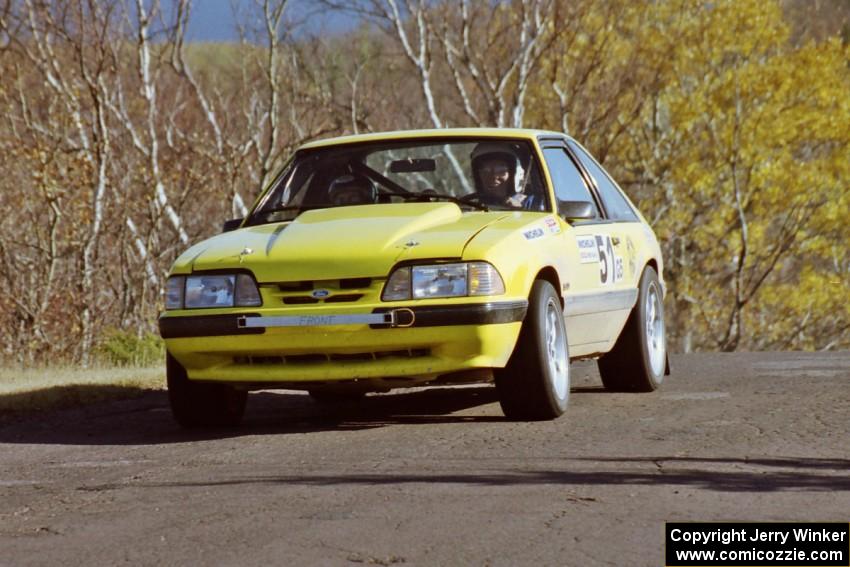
[159,128,669,427]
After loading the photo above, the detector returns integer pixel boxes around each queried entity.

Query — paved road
[1,352,848,566]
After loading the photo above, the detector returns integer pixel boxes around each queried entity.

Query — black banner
[666,522,849,566]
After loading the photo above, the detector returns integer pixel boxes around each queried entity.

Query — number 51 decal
[576,234,624,284]
[595,235,615,284]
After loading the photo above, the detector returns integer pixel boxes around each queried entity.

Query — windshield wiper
[380,191,491,212]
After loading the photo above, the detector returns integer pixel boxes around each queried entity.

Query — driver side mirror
[557,200,595,221]
[222,218,244,233]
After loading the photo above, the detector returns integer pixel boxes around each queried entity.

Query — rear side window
[542,148,600,218]
[568,142,638,222]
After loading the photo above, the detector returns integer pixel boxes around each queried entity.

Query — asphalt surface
[1,352,848,566]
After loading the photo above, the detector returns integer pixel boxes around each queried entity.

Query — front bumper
[160,300,527,384]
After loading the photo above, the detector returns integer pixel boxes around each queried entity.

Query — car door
[540,142,619,354]
[566,139,644,347]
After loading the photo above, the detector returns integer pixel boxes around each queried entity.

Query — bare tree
[172,0,251,219]
[439,0,557,128]
[1,0,122,364]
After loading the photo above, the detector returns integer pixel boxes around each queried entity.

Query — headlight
[186,275,236,308]
[166,273,262,309]
[413,263,468,298]
[382,262,505,300]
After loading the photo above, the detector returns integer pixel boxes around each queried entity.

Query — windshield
[247,138,549,225]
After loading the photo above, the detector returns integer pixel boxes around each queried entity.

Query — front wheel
[598,266,667,392]
[495,280,570,420]
[167,353,247,428]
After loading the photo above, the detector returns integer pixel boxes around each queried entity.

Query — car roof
[297,128,566,151]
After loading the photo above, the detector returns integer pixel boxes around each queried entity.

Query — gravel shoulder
[1,352,848,566]
[0,366,162,424]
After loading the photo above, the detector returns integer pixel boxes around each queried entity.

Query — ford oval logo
[311,289,330,299]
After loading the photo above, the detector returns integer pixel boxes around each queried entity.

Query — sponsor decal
[614,256,624,283]
[580,234,626,283]
[523,228,545,241]
[576,235,599,263]
[544,216,561,234]
[626,236,636,277]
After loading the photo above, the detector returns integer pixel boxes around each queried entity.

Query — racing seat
[327,173,377,206]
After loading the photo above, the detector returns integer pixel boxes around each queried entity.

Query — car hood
[173,203,510,281]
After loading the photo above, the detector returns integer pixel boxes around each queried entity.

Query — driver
[470,143,540,209]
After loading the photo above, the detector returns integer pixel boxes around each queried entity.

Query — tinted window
[542,148,599,217]
[568,142,638,221]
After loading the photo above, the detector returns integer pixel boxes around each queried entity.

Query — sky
[183,0,240,42]
[171,0,358,42]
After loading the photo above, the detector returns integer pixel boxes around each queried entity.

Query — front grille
[233,348,429,366]
[324,294,363,303]
[327,352,375,362]
[280,294,363,304]
[264,278,379,306]
[286,354,328,363]
[340,278,371,289]
[277,281,313,292]
[233,355,284,365]
[282,296,320,304]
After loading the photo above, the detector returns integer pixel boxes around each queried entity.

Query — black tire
[167,353,247,428]
[494,280,570,420]
[598,266,666,392]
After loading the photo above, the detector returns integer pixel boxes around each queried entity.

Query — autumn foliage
[0,0,847,365]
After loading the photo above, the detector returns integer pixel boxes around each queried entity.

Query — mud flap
[665,353,671,376]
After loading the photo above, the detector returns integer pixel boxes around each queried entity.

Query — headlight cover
[185,275,236,308]
[166,273,262,309]
[382,262,505,301]
[413,263,468,298]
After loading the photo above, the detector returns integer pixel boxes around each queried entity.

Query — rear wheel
[598,266,666,392]
[167,353,247,428]
[495,280,569,420]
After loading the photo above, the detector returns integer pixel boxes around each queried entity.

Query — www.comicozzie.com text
[670,527,848,546]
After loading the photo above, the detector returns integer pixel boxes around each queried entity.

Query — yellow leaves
[751,264,850,349]
[550,0,850,349]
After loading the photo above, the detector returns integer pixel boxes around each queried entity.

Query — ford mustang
[159,128,669,427]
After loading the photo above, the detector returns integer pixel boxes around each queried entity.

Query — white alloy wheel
[645,281,666,378]
[545,297,569,401]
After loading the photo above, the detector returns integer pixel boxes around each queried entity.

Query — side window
[542,148,600,217]
[568,142,638,221]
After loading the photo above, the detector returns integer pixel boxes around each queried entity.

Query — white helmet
[470,142,526,194]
